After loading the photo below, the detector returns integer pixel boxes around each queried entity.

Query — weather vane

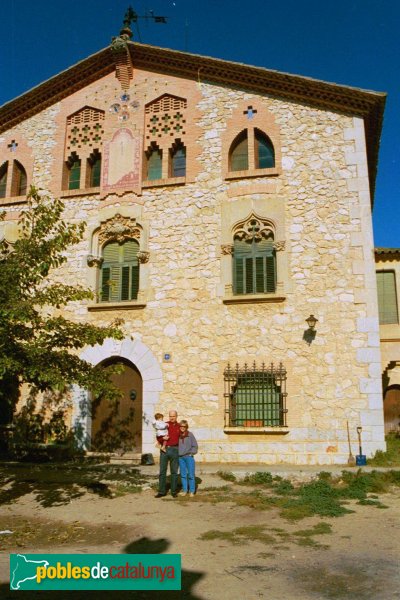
[120,6,167,42]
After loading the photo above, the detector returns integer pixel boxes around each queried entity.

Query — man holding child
[155,410,181,498]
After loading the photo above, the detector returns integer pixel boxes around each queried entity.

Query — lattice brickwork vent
[66,107,105,153]
[145,95,187,141]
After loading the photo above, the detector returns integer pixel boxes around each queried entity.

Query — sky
[0,0,399,247]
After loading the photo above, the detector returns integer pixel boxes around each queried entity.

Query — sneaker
[171,493,178,498]
[189,492,195,497]
[154,493,166,498]
[179,491,188,496]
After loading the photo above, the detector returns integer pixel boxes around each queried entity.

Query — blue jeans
[159,446,179,495]
[179,455,196,493]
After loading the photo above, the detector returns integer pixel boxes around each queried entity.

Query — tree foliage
[0,186,124,409]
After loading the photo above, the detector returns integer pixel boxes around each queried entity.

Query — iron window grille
[224,362,287,427]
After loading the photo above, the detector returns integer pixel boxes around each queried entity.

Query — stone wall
[0,66,386,463]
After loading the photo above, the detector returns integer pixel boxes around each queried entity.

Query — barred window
[224,362,287,427]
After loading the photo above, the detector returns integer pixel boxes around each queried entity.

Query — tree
[0,186,124,444]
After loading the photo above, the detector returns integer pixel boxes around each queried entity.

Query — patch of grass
[272,479,295,495]
[281,480,352,519]
[293,522,332,537]
[199,530,238,544]
[197,468,400,523]
[234,526,275,544]
[241,471,273,486]
[357,499,388,508]
[368,433,400,466]
[112,483,143,497]
[216,470,236,482]
[200,524,275,546]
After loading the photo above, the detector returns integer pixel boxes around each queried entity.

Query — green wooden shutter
[108,266,121,302]
[245,257,254,293]
[377,271,398,324]
[102,243,120,302]
[131,265,139,299]
[101,267,110,302]
[121,266,130,301]
[255,257,264,293]
[234,259,244,294]
[233,240,251,295]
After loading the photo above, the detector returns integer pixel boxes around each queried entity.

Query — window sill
[142,176,186,188]
[60,187,100,198]
[0,195,28,205]
[225,168,280,180]
[224,427,289,434]
[87,301,146,311]
[223,293,286,305]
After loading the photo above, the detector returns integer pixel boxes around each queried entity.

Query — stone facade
[0,42,387,463]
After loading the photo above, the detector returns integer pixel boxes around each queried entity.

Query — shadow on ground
[0,462,149,507]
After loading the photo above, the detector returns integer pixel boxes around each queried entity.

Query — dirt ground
[0,467,400,600]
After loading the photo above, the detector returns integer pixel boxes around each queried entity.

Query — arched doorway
[383,385,400,434]
[91,358,143,452]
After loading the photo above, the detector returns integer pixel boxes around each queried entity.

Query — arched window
[100,240,139,302]
[170,141,186,177]
[145,144,162,181]
[0,162,8,198]
[233,218,276,295]
[66,153,81,190]
[12,160,27,196]
[230,131,248,171]
[87,150,101,188]
[255,129,275,169]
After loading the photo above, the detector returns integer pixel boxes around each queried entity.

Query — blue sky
[0,0,399,246]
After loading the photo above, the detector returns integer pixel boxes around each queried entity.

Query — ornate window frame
[220,204,289,304]
[87,211,149,310]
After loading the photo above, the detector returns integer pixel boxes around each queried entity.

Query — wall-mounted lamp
[305,314,318,330]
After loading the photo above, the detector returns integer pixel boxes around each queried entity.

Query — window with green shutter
[170,143,186,177]
[146,144,162,181]
[12,160,27,196]
[233,236,276,295]
[230,131,249,171]
[377,271,399,324]
[66,153,81,190]
[0,162,8,198]
[88,150,101,188]
[100,240,140,302]
[255,129,275,169]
